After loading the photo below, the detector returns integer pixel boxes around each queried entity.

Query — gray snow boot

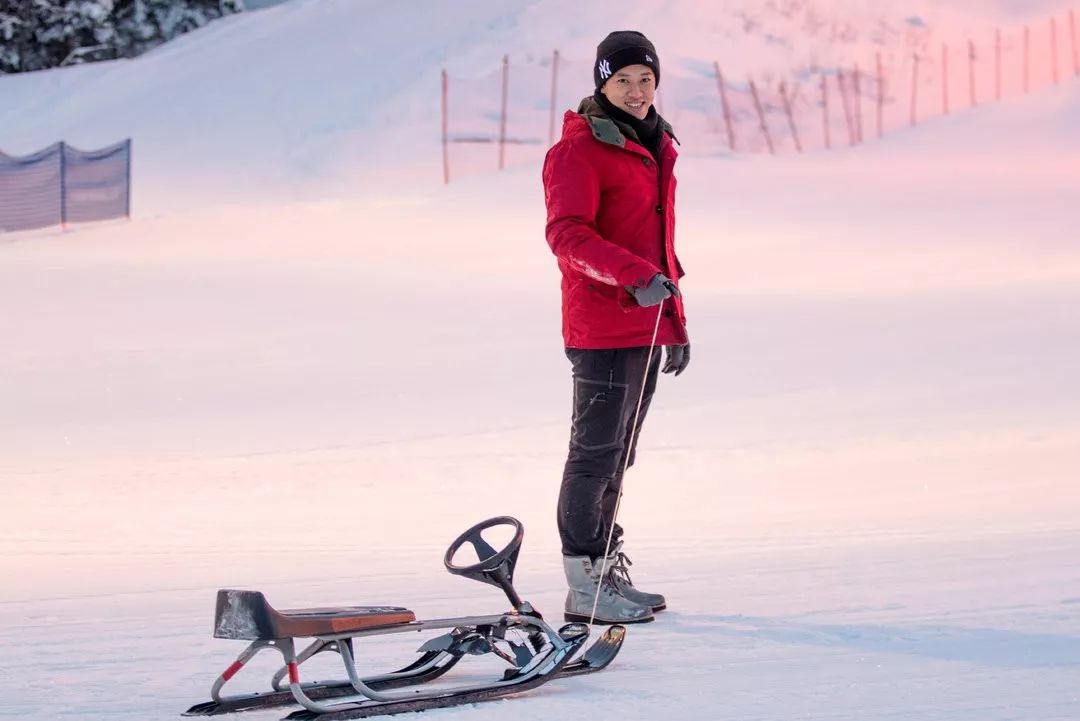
[606,542,667,612]
[563,554,654,624]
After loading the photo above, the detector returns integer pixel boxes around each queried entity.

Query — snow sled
[184,516,625,719]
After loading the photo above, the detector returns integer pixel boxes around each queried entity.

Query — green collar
[576,96,676,150]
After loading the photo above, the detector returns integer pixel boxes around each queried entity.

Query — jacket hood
[566,96,677,149]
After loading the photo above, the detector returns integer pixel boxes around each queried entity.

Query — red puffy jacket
[543,104,687,349]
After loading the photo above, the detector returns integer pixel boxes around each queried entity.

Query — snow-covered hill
[2,0,1074,210]
[1,2,1078,720]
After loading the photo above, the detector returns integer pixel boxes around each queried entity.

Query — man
[542,30,689,624]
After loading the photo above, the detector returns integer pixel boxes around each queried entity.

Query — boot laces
[606,551,635,588]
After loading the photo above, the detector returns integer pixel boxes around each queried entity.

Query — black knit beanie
[594,30,660,91]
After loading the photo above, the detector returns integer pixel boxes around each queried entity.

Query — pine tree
[0,0,243,73]
[114,0,243,54]
[0,9,22,73]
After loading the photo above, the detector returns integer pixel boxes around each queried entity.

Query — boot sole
[651,604,667,612]
[564,611,654,624]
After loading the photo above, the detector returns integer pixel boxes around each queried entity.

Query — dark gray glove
[627,273,680,307]
[662,343,690,376]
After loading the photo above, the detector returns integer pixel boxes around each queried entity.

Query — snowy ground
[3,1,1080,720]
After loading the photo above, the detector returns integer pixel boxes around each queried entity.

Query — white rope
[587,298,666,627]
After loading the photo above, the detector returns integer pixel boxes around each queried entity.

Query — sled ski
[185,517,626,719]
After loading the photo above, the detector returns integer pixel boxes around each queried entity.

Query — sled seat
[213,589,415,640]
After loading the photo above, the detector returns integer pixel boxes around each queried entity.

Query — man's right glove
[662,343,690,376]
[627,273,680,307]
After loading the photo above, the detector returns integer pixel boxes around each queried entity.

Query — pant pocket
[570,376,628,451]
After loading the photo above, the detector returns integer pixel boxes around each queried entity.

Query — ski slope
[1,1,1079,719]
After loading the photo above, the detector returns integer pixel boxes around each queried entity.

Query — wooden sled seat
[213,589,416,640]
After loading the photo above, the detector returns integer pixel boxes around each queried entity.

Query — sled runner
[185,517,625,718]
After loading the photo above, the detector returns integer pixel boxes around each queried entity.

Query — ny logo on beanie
[593,30,660,90]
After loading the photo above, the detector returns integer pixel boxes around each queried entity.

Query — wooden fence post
[1051,17,1059,85]
[548,49,559,146]
[995,28,1002,100]
[779,81,802,153]
[714,62,736,151]
[748,77,774,155]
[498,54,508,170]
[941,42,949,114]
[1071,9,1079,77]
[821,72,831,149]
[59,142,67,230]
[837,69,856,145]
[441,69,449,184]
[968,39,977,107]
[125,138,132,219]
[876,52,884,139]
[853,63,863,142]
[1023,24,1030,94]
[910,54,919,126]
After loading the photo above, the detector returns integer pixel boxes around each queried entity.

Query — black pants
[558,347,661,557]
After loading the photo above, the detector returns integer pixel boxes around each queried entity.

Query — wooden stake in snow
[779,81,802,153]
[1071,10,1079,77]
[968,39,977,107]
[853,63,863,143]
[714,62,736,152]
[837,69,856,145]
[995,28,1002,101]
[441,69,449,184]
[498,55,509,170]
[876,52,884,139]
[910,54,920,126]
[548,50,560,147]
[1023,25,1030,94]
[821,73,831,149]
[748,77,774,155]
[942,42,949,115]
[1051,17,1059,85]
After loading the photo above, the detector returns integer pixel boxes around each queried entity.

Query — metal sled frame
[186,518,626,719]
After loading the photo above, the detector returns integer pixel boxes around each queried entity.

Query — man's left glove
[662,343,690,376]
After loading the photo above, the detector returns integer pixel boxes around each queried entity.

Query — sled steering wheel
[444,517,525,607]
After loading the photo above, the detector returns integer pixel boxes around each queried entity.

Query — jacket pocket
[674,254,686,279]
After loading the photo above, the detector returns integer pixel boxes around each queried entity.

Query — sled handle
[443,516,525,608]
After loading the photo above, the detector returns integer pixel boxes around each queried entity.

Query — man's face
[600,64,656,120]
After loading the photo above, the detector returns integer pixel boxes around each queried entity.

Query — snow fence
[441,9,1080,183]
[0,139,131,233]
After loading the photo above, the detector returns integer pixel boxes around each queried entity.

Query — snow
[1,1,1079,720]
